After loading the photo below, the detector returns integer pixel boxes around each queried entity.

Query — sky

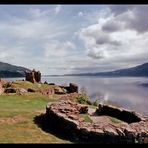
[0,5,148,75]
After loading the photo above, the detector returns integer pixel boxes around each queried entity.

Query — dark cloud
[95,32,121,46]
[95,34,110,45]
[87,49,104,59]
[102,21,122,32]
[96,38,121,46]
[109,5,148,33]
[109,5,134,15]
[127,6,148,33]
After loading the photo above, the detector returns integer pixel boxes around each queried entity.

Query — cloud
[109,5,134,15]
[27,8,51,18]
[0,5,148,75]
[0,6,75,74]
[77,5,148,71]
[54,5,61,14]
[102,20,123,32]
[79,23,122,59]
[44,40,76,58]
[87,49,104,59]
[109,5,148,33]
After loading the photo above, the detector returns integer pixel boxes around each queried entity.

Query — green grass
[108,116,123,124]
[10,80,61,92]
[79,114,92,123]
[0,93,70,143]
[0,94,48,111]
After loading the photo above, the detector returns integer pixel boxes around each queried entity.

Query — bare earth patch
[0,115,28,125]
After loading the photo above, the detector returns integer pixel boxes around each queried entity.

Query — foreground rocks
[46,100,148,144]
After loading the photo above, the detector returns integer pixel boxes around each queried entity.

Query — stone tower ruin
[25,69,41,83]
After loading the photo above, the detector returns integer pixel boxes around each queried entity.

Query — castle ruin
[25,69,41,83]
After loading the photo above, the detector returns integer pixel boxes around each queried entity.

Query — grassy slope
[0,86,70,143]
[11,80,60,91]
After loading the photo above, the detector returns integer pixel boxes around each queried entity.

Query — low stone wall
[46,100,148,144]
[95,104,144,123]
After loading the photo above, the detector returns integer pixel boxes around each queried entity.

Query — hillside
[0,62,30,78]
[65,63,148,77]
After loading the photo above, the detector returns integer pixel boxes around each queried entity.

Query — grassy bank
[0,93,70,143]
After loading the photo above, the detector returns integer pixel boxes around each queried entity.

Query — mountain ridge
[0,62,30,78]
[64,63,148,77]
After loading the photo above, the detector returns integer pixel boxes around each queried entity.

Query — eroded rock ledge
[46,100,148,144]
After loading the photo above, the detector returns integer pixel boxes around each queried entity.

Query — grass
[108,116,123,124]
[10,80,62,92]
[79,114,92,123]
[0,93,71,143]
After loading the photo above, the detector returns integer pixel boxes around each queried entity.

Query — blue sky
[0,5,148,75]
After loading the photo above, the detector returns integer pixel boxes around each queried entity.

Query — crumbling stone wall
[45,101,148,144]
[95,104,143,123]
[25,69,41,83]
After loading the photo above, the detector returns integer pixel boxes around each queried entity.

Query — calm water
[5,76,148,116]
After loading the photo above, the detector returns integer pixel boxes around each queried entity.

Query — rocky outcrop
[59,93,80,100]
[40,89,55,95]
[25,69,41,83]
[27,88,36,92]
[46,100,148,144]
[54,87,67,94]
[69,83,78,93]
[16,88,27,95]
[4,88,16,93]
[60,83,78,93]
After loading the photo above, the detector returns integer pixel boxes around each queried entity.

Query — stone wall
[25,69,41,83]
[45,100,148,144]
[95,104,144,123]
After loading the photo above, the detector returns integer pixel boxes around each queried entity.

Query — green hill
[0,62,30,78]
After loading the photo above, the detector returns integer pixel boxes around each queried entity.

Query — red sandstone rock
[46,100,148,144]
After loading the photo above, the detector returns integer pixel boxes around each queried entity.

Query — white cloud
[27,8,51,18]
[54,5,61,14]
[44,40,75,58]
[0,6,73,74]
[78,5,148,69]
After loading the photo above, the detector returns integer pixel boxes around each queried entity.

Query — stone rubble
[46,100,148,144]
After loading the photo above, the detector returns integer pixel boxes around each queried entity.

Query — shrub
[75,95,89,104]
